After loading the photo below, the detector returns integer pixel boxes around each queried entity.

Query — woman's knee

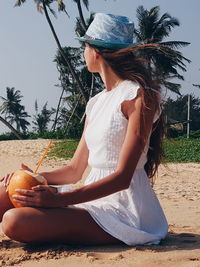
[0,183,14,221]
[2,208,33,242]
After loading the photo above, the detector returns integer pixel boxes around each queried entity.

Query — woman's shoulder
[118,80,141,101]
[85,90,104,117]
[87,90,104,106]
[119,80,162,123]
[119,80,161,102]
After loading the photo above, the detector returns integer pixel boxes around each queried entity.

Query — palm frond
[57,1,69,17]
[47,6,57,17]
[159,41,190,49]
[34,0,43,14]
[14,0,27,7]
[82,0,89,10]
[158,13,179,27]
[162,81,181,95]
[193,84,200,88]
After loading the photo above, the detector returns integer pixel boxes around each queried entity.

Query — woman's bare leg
[2,206,122,245]
[0,182,14,221]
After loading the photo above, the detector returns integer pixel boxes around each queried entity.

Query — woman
[0,13,168,245]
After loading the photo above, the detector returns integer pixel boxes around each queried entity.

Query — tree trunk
[76,0,87,31]
[42,0,87,104]
[52,84,65,131]
[0,116,22,140]
[64,93,82,133]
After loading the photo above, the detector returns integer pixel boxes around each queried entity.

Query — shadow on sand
[0,230,199,266]
[1,230,198,253]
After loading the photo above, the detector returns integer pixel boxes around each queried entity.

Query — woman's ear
[94,50,100,60]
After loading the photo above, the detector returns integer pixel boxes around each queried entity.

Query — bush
[180,130,200,139]
[164,138,200,162]
[48,139,79,159]
[0,132,18,141]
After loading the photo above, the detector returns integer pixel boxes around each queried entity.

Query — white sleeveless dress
[74,80,168,246]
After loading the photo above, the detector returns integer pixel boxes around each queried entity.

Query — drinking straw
[34,140,52,174]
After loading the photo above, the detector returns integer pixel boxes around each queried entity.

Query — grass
[164,138,200,163]
[48,139,79,160]
[48,138,200,163]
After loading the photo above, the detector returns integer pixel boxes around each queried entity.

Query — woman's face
[84,43,99,73]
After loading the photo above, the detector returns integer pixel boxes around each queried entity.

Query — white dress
[75,80,168,246]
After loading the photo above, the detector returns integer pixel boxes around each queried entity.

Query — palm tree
[0,87,22,117]
[134,6,191,94]
[53,45,102,134]
[0,116,22,139]
[15,0,89,103]
[0,87,30,134]
[32,100,54,134]
[73,0,89,31]
[12,106,30,133]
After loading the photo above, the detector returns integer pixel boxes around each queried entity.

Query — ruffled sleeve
[119,80,140,102]
[117,80,161,123]
[116,81,140,119]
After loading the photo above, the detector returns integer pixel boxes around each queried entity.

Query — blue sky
[0,0,199,133]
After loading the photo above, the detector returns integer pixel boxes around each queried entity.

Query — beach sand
[0,139,199,267]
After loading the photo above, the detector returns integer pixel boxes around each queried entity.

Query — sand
[0,139,199,267]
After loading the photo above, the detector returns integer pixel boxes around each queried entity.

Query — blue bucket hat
[76,13,136,49]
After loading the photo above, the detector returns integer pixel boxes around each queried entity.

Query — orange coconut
[8,169,47,208]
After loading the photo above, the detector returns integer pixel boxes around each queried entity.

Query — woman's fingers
[14,189,35,196]
[12,194,38,207]
[21,163,33,173]
[0,174,9,183]
[5,173,13,188]
[12,190,39,206]
[0,173,13,191]
[32,185,49,191]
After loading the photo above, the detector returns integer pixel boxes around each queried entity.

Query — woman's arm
[40,120,89,185]
[12,90,158,208]
[57,90,156,205]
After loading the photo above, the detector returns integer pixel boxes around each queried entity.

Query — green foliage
[1,132,200,164]
[163,95,200,137]
[47,136,200,163]
[4,2,192,141]
[48,139,79,159]
[189,130,200,139]
[0,128,82,141]
[0,132,19,141]
[32,101,54,134]
[134,5,190,94]
[53,46,102,135]
[0,87,30,134]
[164,138,200,162]
[26,129,67,140]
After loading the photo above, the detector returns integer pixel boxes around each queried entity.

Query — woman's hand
[0,163,33,191]
[12,185,65,208]
[0,173,13,190]
[20,163,33,173]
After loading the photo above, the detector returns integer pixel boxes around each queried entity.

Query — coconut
[8,169,47,208]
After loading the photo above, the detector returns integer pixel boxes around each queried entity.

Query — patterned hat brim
[76,36,137,49]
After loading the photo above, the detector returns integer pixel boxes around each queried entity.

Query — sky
[0,0,199,133]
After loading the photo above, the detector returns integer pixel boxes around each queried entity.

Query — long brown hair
[89,44,165,179]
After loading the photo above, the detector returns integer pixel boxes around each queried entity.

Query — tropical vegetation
[163,94,200,137]
[0,2,196,143]
[46,136,200,163]
[0,87,30,135]
[134,5,190,95]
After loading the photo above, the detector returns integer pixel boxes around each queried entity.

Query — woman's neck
[98,64,123,91]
